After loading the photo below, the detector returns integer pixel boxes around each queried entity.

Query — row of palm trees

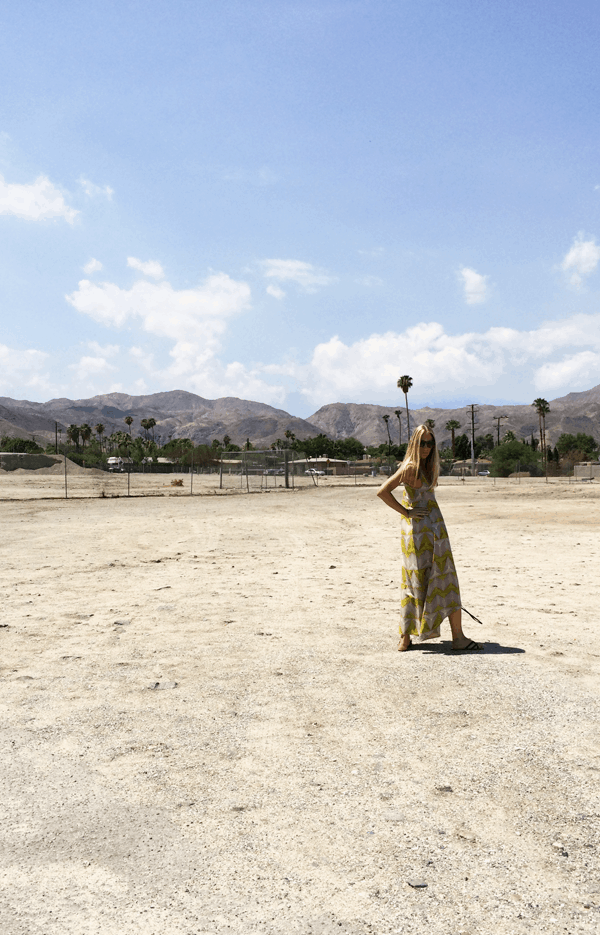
[65,415,159,453]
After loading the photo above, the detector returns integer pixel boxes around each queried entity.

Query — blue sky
[1,0,600,417]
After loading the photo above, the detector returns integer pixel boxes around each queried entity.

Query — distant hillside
[307,385,600,448]
[1,384,599,450]
[0,391,322,449]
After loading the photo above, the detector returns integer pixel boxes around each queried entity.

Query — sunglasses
[419,440,434,448]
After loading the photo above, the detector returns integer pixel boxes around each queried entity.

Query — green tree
[67,424,80,451]
[0,435,43,453]
[454,433,471,460]
[502,430,517,442]
[94,423,105,451]
[556,433,598,458]
[80,423,92,449]
[397,375,413,437]
[394,410,402,445]
[445,420,461,457]
[124,416,134,435]
[490,440,542,477]
[382,414,392,454]
[424,418,435,430]
[532,398,550,467]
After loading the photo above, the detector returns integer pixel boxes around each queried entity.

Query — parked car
[477,470,490,476]
[305,468,325,475]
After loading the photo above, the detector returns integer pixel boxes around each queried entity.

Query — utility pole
[467,404,478,477]
[493,414,508,447]
[55,421,58,454]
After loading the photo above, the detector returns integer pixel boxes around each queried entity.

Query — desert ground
[1,473,600,935]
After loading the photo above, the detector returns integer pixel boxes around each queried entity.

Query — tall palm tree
[141,418,150,439]
[532,398,550,466]
[124,415,134,435]
[94,423,105,451]
[80,423,92,450]
[445,419,461,457]
[394,410,402,445]
[382,414,392,454]
[397,375,413,438]
[146,417,157,441]
[425,418,435,430]
[67,424,80,451]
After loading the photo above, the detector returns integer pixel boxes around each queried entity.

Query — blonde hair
[397,424,440,487]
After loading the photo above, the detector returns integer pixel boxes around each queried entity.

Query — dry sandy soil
[1,475,600,934]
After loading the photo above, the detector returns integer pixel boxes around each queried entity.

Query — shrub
[1,435,44,453]
[490,440,542,477]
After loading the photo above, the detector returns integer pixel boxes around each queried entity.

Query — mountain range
[1,384,600,451]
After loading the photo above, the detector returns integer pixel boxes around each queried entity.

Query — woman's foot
[451,635,482,652]
[398,635,412,652]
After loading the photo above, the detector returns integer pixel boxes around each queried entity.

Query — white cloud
[264,312,600,407]
[0,343,51,391]
[78,177,114,199]
[261,258,336,293]
[127,257,165,279]
[83,258,103,274]
[561,233,600,287]
[0,174,78,223]
[266,283,286,299]
[459,266,488,304]
[64,266,278,399]
[69,355,116,382]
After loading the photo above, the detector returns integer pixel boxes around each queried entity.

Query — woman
[377,424,482,652]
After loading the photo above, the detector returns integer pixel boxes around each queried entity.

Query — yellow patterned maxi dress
[399,474,461,641]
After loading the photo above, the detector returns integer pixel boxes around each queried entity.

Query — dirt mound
[0,454,106,476]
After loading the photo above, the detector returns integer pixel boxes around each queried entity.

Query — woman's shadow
[416,641,524,655]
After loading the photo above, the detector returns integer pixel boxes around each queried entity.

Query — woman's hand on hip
[405,507,427,519]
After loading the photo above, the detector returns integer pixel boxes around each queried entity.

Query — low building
[450,459,492,477]
[574,462,600,479]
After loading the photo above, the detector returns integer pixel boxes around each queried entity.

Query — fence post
[284,449,289,488]
[190,451,194,496]
[64,451,68,499]
[219,457,223,489]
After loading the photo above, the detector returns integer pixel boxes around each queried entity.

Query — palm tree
[146,417,157,441]
[124,416,134,435]
[141,418,150,439]
[425,418,435,430]
[67,424,80,451]
[532,398,550,467]
[94,423,105,451]
[382,414,392,454]
[445,419,461,457]
[394,410,402,445]
[80,423,92,450]
[397,375,413,438]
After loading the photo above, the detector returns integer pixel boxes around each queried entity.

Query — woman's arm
[376,469,426,519]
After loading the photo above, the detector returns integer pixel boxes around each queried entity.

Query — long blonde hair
[397,424,440,487]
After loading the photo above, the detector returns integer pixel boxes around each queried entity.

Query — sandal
[452,639,483,652]
[398,639,413,652]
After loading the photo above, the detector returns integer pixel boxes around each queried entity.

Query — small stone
[551,841,565,850]
[148,680,177,690]
[458,830,476,842]
[407,880,427,888]
[382,810,405,822]
[436,785,453,793]
[329,565,336,569]
[114,619,131,626]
